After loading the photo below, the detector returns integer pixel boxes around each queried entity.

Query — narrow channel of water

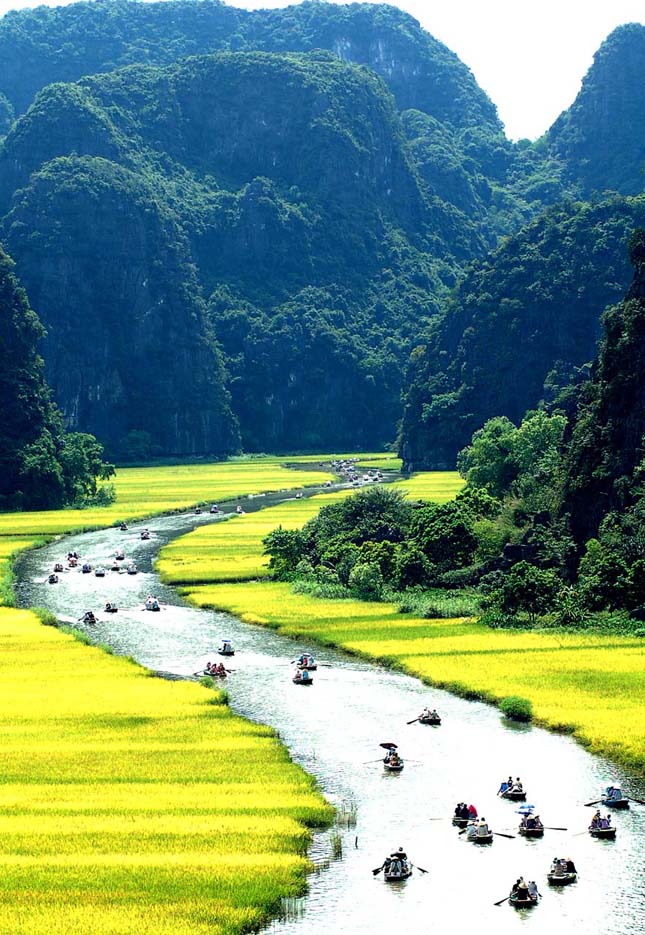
[15,495,645,935]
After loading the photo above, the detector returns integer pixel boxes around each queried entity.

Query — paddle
[415,865,429,874]
[572,829,590,837]
[494,896,510,907]
[584,799,602,807]
[363,758,386,764]
[543,826,568,831]
[406,718,419,725]
[372,865,384,876]
[627,796,645,805]
[492,832,515,839]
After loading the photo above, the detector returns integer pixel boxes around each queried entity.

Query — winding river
[15,492,645,935]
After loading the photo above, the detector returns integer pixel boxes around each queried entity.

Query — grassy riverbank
[183,581,645,773]
[0,606,332,935]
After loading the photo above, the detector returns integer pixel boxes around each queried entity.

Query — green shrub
[499,695,533,722]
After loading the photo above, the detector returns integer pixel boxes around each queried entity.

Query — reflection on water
[15,505,645,935]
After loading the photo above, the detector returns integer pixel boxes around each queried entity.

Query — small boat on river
[81,563,92,574]
[589,817,616,839]
[218,639,235,656]
[110,562,120,571]
[296,652,317,671]
[547,858,577,886]
[209,505,221,514]
[94,566,106,578]
[383,857,412,882]
[82,611,97,625]
[140,529,150,540]
[235,505,245,515]
[452,815,469,828]
[383,754,404,772]
[48,573,59,584]
[104,602,118,614]
[418,707,441,725]
[293,669,313,686]
[601,785,630,809]
[144,596,160,612]
[53,562,64,573]
[466,820,493,844]
[119,523,128,531]
[194,507,202,515]
[509,888,539,909]
[126,563,138,575]
[115,550,125,561]
[203,662,227,678]
[499,778,527,801]
[518,811,544,837]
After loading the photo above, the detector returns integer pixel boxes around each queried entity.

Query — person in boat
[515,778,523,792]
[460,803,470,820]
[468,803,478,819]
[600,814,611,829]
[454,803,464,817]
[590,810,601,828]
[384,750,400,766]
[390,847,407,861]
[217,663,227,676]
[429,709,439,719]
[528,881,538,899]
[565,857,576,873]
[506,775,514,790]
[475,817,489,836]
[516,878,529,900]
[511,879,521,895]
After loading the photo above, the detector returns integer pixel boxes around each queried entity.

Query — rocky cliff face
[2,155,239,456]
[549,23,645,196]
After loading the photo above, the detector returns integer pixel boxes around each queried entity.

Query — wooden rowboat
[418,715,441,725]
[509,892,538,908]
[467,828,493,844]
[547,870,576,886]
[501,789,527,801]
[384,860,412,882]
[589,825,616,839]
[601,796,629,809]
[518,824,544,838]
[292,674,313,685]
[452,816,469,828]
[383,760,404,772]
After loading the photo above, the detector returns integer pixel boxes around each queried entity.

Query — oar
[372,864,384,875]
[407,718,419,725]
[572,829,590,837]
[363,758,386,764]
[543,826,568,831]
[415,865,429,874]
[584,799,602,807]
[492,832,515,839]
[627,796,645,805]
[494,896,510,907]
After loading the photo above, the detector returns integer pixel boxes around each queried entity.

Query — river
[15,493,645,935]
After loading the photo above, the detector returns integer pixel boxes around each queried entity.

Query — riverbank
[161,475,644,775]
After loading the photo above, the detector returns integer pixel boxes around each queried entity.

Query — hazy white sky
[1,0,644,139]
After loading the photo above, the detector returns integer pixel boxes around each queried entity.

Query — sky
[1,0,644,139]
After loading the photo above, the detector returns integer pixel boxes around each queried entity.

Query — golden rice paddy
[183,581,645,772]
[0,605,332,935]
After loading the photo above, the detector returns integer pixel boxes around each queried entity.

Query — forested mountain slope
[399,197,645,469]
[0,51,452,452]
[549,24,645,197]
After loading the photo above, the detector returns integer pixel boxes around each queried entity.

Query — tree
[348,562,383,601]
[486,560,560,624]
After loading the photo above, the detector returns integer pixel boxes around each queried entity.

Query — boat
[68,557,78,567]
[518,816,544,838]
[418,709,441,725]
[296,652,317,671]
[601,786,630,809]
[126,563,138,575]
[547,861,577,886]
[48,573,59,584]
[383,858,412,882]
[140,530,150,540]
[119,523,128,531]
[452,815,470,828]
[218,639,235,656]
[589,824,616,839]
[203,664,227,678]
[293,670,313,685]
[194,507,202,515]
[209,505,220,514]
[115,551,125,561]
[104,603,118,614]
[81,563,92,574]
[383,756,404,772]
[82,611,97,625]
[144,597,160,612]
[53,562,64,573]
[235,505,245,515]
[94,567,106,578]
[509,891,538,909]
[110,562,120,571]
[466,824,493,844]
[501,787,527,801]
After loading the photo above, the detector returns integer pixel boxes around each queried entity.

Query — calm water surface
[15,496,645,935]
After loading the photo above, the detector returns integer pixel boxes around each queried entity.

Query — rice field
[157,472,464,586]
[183,581,645,772]
[0,457,336,537]
[0,605,333,935]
